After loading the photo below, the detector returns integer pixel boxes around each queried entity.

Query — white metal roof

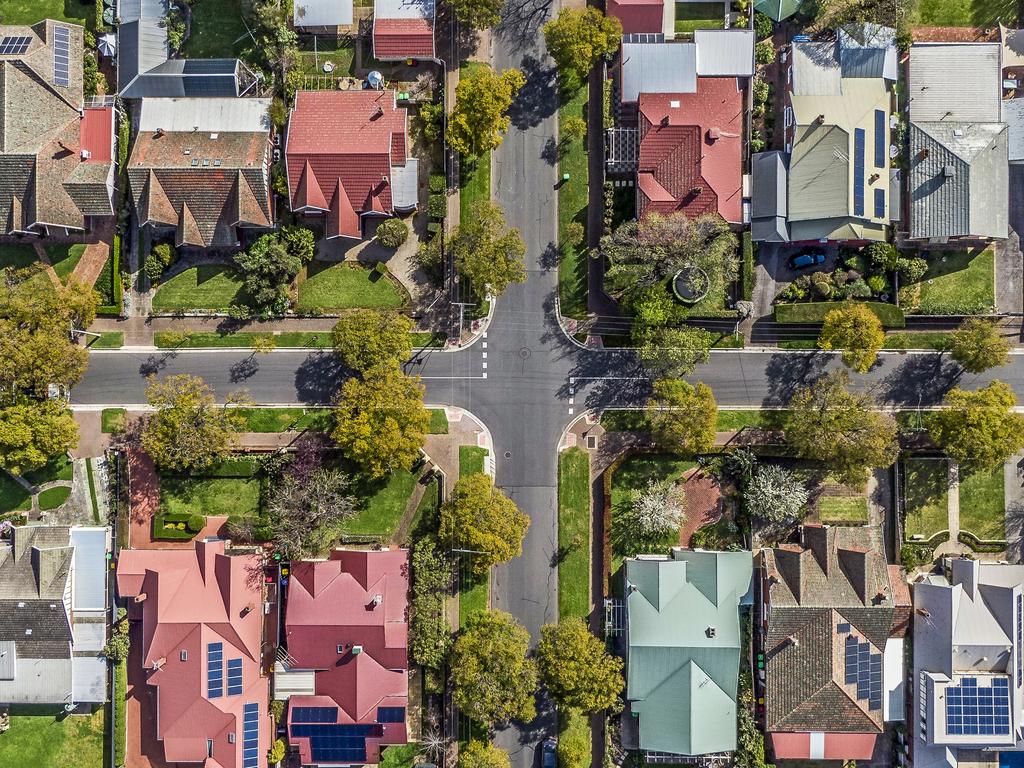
[695,29,754,77]
[1004,97,1024,162]
[294,0,354,26]
[909,43,1002,123]
[70,527,108,612]
[621,42,697,103]
[373,0,434,20]
[138,97,272,133]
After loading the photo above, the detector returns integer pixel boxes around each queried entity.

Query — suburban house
[285,90,418,240]
[907,43,1008,242]
[116,0,258,98]
[127,97,274,248]
[912,559,1024,768]
[116,539,270,768]
[0,525,110,706]
[622,549,754,758]
[275,549,410,766]
[751,25,897,243]
[373,0,435,60]
[294,0,354,29]
[760,524,911,761]
[607,29,753,225]
[0,20,116,236]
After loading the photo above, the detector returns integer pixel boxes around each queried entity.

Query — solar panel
[853,128,865,217]
[243,703,259,768]
[52,26,69,87]
[292,707,338,724]
[874,110,886,168]
[0,36,31,55]
[378,707,406,723]
[289,723,379,761]
[945,677,1012,736]
[207,642,223,699]
[844,633,883,709]
[227,658,243,696]
[874,188,885,219]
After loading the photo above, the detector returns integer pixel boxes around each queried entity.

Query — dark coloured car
[789,252,827,270]
[542,739,557,768]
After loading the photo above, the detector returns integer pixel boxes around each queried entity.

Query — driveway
[751,243,842,320]
[999,165,1024,316]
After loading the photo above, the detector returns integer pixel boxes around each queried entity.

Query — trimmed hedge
[904,529,951,548]
[741,232,755,301]
[958,530,1007,553]
[97,236,123,316]
[114,658,127,766]
[154,512,199,540]
[775,300,906,328]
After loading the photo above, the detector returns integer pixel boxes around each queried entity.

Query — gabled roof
[372,0,435,59]
[751,151,789,241]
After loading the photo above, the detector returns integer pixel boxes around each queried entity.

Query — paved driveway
[999,165,1024,315]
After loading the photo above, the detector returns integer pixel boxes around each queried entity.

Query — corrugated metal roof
[792,41,842,96]
[0,656,72,704]
[70,528,108,612]
[694,29,754,77]
[374,0,434,19]
[889,168,901,222]
[390,157,418,210]
[0,641,14,680]
[72,654,107,703]
[294,0,354,26]
[751,151,790,241]
[1004,97,1024,162]
[838,23,897,80]
[621,42,697,102]
[788,124,850,221]
[139,97,272,133]
[909,43,1001,123]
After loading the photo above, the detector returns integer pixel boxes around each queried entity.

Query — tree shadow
[539,242,560,272]
[761,351,830,406]
[138,349,179,377]
[872,354,961,406]
[507,54,558,131]
[495,0,555,52]
[295,350,347,404]
[230,356,260,383]
[1006,500,1024,563]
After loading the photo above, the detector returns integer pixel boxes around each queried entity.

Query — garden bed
[153,511,204,541]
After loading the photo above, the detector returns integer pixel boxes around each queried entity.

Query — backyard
[160,475,263,520]
[0,471,31,514]
[296,262,408,312]
[674,1,725,34]
[959,467,1006,541]
[898,249,995,315]
[180,0,248,58]
[0,705,106,767]
[558,448,590,620]
[912,0,1015,26]
[558,84,589,320]
[152,265,251,312]
[296,37,357,76]
[0,0,93,26]
[903,458,949,540]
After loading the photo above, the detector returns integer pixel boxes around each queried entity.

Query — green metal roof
[754,0,802,22]
[625,550,753,756]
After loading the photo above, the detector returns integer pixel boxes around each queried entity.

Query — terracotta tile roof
[372,18,434,59]
[636,79,743,224]
[607,0,665,34]
[771,732,878,760]
[286,90,411,239]
[80,106,113,162]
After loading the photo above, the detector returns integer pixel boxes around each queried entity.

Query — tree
[439,473,530,577]
[950,318,1010,374]
[536,620,624,712]
[447,0,504,28]
[543,8,622,91]
[926,381,1024,472]
[102,611,130,663]
[557,714,591,768]
[817,303,885,373]
[0,399,78,475]
[141,374,247,472]
[331,362,430,478]
[376,218,409,248]
[451,610,538,726]
[460,741,511,768]
[418,100,444,142]
[234,234,302,315]
[745,464,809,523]
[637,326,714,378]
[268,739,287,765]
[331,310,414,372]
[410,539,453,669]
[784,371,898,485]
[251,334,276,356]
[448,67,526,156]
[622,479,685,539]
[451,201,527,297]
[647,379,717,454]
[563,116,587,141]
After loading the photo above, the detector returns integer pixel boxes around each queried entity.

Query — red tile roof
[372,18,435,59]
[81,106,113,163]
[116,540,270,768]
[607,0,665,34]
[636,79,743,224]
[286,90,409,239]
[770,732,877,760]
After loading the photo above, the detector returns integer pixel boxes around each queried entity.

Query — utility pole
[451,302,476,337]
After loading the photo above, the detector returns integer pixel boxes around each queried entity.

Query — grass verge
[558,448,591,621]
[88,331,124,349]
[459,446,488,477]
[101,408,126,434]
[234,407,332,432]
[558,84,589,320]
[429,409,449,434]
[774,301,905,327]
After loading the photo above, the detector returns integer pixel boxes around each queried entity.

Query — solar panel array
[945,677,1011,736]
[843,634,882,710]
[0,36,31,55]
[207,642,223,699]
[242,702,259,768]
[1017,594,1023,687]
[378,707,406,723]
[289,723,377,763]
[293,706,338,724]
[52,26,70,87]
[874,188,885,219]
[874,110,886,168]
[853,128,866,217]
[227,658,243,696]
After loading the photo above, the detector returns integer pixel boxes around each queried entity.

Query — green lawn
[155,331,331,348]
[558,448,591,621]
[774,301,906,327]
[429,408,449,434]
[297,262,408,312]
[0,471,31,513]
[674,1,725,34]
[101,408,126,434]
[403,475,441,545]
[38,486,71,510]
[959,466,1006,541]
[380,744,421,768]
[459,62,493,224]
[235,407,332,432]
[152,265,251,312]
[899,250,995,315]
[459,576,489,626]
[610,454,695,567]
[459,446,488,477]
[181,0,248,58]
[297,39,357,75]
[883,332,953,350]
[0,705,106,768]
[0,0,93,26]
[818,495,869,525]
[161,475,262,519]
[347,469,420,536]
[24,454,74,486]
[600,409,649,432]
[412,331,446,348]
[558,85,589,320]
[88,331,124,349]
[44,244,85,284]
[903,458,950,540]
[912,0,1015,26]
[715,409,786,431]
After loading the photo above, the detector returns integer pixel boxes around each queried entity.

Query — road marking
[568,407,574,415]
[482,362,487,369]
[569,397,574,405]
[483,372,487,379]
[482,352,487,359]
[483,342,488,349]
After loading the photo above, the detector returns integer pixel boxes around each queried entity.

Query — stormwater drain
[518,347,532,359]
[504,451,512,459]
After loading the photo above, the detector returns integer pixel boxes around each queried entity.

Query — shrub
[428,193,447,219]
[750,130,765,153]
[755,39,775,65]
[563,116,587,141]
[752,79,769,105]
[83,54,100,96]
[429,174,447,193]
[374,261,389,276]
[376,218,409,248]
[754,11,773,39]
[269,97,288,128]
[867,274,888,295]
[186,513,206,533]
[270,700,285,723]
[565,221,584,246]
[866,242,898,270]
[268,739,286,764]
[897,256,928,283]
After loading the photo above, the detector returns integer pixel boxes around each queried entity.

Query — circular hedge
[376,219,409,248]
[187,513,206,533]
[672,265,710,304]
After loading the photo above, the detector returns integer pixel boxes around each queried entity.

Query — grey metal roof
[1004,97,1024,162]
[792,41,841,96]
[788,124,850,222]
[70,528,108,613]
[72,654,106,703]
[694,29,754,77]
[0,656,72,704]
[889,168,901,222]
[374,0,434,19]
[909,43,1001,123]
[838,23,897,80]
[751,151,790,242]
[294,0,354,26]
[0,641,14,680]
[909,121,1008,239]
[620,42,697,103]
[391,158,418,210]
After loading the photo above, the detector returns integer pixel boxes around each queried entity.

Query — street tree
[451,201,527,298]
[451,610,538,727]
[142,374,248,472]
[448,67,526,156]
[251,334,276,356]
[817,303,884,373]
[460,741,511,768]
[926,381,1024,472]
[949,318,1010,374]
[647,378,717,455]
[543,8,622,91]
[447,0,504,28]
[331,310,414,372]
[636,326,714,378]
[784,371,898,485]
[439,473,530,578]
[0,399,79,475]
[331,362,430,478]
[745,464,809,523]
[536,619,624,712]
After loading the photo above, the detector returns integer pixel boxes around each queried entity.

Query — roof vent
[80,149,91,160]
[787,635,799,647]
[942,165,956,178]
[191,159,200,167]
[953,128,964,137]
[352,645,363,655]
[706,127,720,141]
[372,594,383,607]
[25,628,31,636]
[49,603,56,610]
[228,733,236,744]
[16,601,24,608]
[669,99,680,108]
[210,132,219,139]
[183,148,191,155]
[815,114,826,125]
[156,127,165,137]
[660,115,670,127]
[707,626,717,638]
[214,159,221,166]
[916,607,931,618]
[371,106,384,120]
[690,186,704,196]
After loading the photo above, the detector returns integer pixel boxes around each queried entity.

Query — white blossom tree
[745,464,808,523]
[626,479,686,538]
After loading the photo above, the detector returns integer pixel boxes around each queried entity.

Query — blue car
[542,739,557,768]
[789,252,827,270]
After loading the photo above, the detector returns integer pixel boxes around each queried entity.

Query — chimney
[919,147,929,160]
[371,106,384,120]
[156,128,165,138]
[661,115,670,127]
[690,186,703,196]
[815,114,825,125]
[942,165,956,178]
[135,592,148,603]
[706,127,720,141]
[352,645,363,655]
[372,594,383,607]
[787,635,799,648]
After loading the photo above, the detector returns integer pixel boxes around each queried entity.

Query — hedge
[153,512,199,540]
[741,232,755,301]
[114,658,127,766]
[97,235,123,316]
[904,529,951,548]
[775,300,905,328]
[958,530,1007,553]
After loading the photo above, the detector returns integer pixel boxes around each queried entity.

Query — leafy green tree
[460,741,511,768]
[817,303,885,373]
[451,201,527,297]
[376,219,409,248]
[452,610,538,726]
[439,473,530,577]
[448,67,526,155]
[0,399,78,475]
[926,381,1024,472]
[280,225,317,263]
[637,326,714,378]
[264,454,356,557]
[536,619,624,712]
[141,374,248,473]
[563,116,587,141]
[331,310,414,372]
[784,371,898,485]
[331,362,430,478]
[234,235,301,315]
[745,464,809,523]
[557,713,591,768]
[950,318,1010,374]
[410,539,453,669]
[647,379,717,455]
[418,100,444,142]
[268,739,286,764]
[543,8,622,91]
[102,611,131,663]
[447,0,505,28]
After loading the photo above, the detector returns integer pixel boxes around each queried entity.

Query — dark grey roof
[840,48,887,78]
[0,599,72,649]
[751,151,790,242]
[0,526,73,601]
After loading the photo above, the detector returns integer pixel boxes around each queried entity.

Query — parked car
[789,252,827,270]
[541,738,557,768]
